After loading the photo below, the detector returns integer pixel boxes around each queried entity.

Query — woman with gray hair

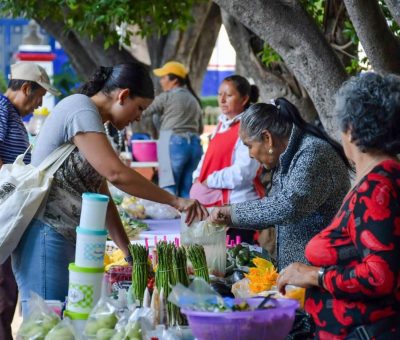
[208,97,351,270]
[277,72,400,338]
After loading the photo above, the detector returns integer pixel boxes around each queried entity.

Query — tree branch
[384,0,400,27]
[214,0,347,139]
[344,0,400,74]
[222,10,317,121]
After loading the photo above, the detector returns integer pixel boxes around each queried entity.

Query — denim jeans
[163,134,203,198]
[12,219,75,317]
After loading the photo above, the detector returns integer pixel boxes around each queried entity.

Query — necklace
[104,122,124,152]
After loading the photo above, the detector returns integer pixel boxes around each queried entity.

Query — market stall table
[106,218,180,250]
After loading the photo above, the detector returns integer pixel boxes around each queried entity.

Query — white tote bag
[0,143,75,264]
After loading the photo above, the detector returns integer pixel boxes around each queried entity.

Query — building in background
[201,25,236,97]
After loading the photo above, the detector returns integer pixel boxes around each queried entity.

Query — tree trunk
[383,0,400,29]
[222,10,318,121]
[37,17,140,80]
[344,0,400,74]
[147,1,221,94]
[214,0,348,140]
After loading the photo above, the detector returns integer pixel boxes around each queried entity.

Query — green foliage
[52,62,82,100]
[201,96,218,108]
[0,72,7,93]
[258,43,283,68]
[379,0,400,36]
[0,0,204,48]
[301,0,325,27]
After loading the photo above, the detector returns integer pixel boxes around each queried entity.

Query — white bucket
[66,263,104,315]
[79,193,109,230]
[75,227,107,268]
[64,311,88,335]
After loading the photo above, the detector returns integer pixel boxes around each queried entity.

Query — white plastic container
[66,263,104,315]
[79,193,109,230]
[64,310,88,334]
[75,227,107,268]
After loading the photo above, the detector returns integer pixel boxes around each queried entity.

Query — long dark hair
[223,75,259,109]
[79,63,154,99]
[167,73,202,107]
[241,98,352,170]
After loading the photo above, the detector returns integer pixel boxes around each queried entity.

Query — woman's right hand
[172,197,209,224]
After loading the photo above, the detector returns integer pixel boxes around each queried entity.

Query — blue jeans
[163,134,203,198]
[12,219,75,317]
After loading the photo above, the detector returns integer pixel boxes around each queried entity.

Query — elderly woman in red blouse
[277,72,400,340]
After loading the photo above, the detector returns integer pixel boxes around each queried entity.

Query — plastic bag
[168,278,224,311]
[44,318,78,340]
[180,213,227,276]
[137,198,179,219]
[83,298,118,339]
[231,278,256,299]
[17,292,60,340]
[111,307,154,340]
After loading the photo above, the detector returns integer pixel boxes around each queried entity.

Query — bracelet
[317,267,326,288]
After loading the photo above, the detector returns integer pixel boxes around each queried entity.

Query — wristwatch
[124,254,133,265]
[317,267,326,288]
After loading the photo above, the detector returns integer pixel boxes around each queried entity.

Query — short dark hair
[335,72,400,155]
[79,63,154,99]
[8,79,43,93]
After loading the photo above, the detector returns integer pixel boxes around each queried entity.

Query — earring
[268,147,273,155]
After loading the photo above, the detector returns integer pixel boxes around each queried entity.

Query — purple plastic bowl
[181,298,299,340]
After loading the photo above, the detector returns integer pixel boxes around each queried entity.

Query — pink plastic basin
[131,140,158,162]
[181,298,299,340]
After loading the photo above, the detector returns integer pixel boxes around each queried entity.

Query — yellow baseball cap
[10,62,61,96]
[153,61,188,79]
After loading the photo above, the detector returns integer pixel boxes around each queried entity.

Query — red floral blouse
[305,160,400,339]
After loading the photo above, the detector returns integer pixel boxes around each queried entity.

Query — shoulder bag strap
[37,143,76,176]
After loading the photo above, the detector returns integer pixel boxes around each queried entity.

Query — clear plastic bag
[180,213,227,277]
[17,292,60,340]
[168,278,224,311]
[44,318,79,340]
[83,298,118,339]
[137,198,179,219]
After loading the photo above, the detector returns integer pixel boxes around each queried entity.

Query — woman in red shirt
[277,72,400,339]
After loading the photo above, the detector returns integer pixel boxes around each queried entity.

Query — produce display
[83,300,118,339]
[17,293,60,340]
[245,257,278,293]
[187,244,210,283]
[226,243,273,270]
[115,210,148,240]
[129,244,149,305]
[44,319,76,340]
[155,241,180,326]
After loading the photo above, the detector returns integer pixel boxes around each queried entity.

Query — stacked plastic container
[64,193,109,322]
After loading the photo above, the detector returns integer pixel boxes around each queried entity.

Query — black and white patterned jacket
[231,126,350,270]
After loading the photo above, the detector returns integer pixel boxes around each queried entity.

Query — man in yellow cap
[0,62,59,339]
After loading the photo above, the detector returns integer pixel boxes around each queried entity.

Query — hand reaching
[207,206,232,225]
[173,197,208,224]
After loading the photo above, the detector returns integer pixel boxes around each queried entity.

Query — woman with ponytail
[191,75,264,244]
[208,98,351,270]
[12,63,207,316]
[142,61,203,198]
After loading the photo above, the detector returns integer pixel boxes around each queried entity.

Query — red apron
[191,121,264,207]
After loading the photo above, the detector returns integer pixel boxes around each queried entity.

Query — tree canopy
[0,0,202,48]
